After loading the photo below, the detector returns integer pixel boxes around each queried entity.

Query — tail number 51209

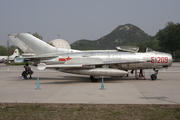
[151,57,168,63]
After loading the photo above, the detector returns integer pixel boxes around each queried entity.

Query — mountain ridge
[71,24,153,50]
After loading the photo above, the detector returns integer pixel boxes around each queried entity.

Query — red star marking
[15,51,17,53]
[66,56,72,61]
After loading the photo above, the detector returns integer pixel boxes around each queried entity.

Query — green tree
[9,45,18,55]
[28,32,43,40]
[146,39,160,51]
[31,32,53,47]
[32,32,43,40]
[0,45,20,56]
[157,22,180,53]
[0,45,7,55]
[49,42,55,47]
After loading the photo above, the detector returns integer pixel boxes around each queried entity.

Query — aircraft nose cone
[168,54,173,66]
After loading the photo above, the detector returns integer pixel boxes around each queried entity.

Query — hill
[71,24,153,50]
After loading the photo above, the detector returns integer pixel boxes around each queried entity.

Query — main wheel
[126,74,129,77]
[151,74,157,80]
[90,76,99,82]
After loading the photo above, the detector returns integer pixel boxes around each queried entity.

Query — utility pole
[7,39,9,65]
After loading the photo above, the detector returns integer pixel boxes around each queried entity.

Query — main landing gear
[90,76,99,82]
[151,69,158,80]
[135,69,146,80]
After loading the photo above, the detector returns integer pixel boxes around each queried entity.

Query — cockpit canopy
[116,46,155,53]
[146,47,154,52]
[116,46,139,52]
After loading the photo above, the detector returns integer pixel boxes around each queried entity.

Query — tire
[151,74,157,80]
[126,74,129,77]
[90,76,99,82]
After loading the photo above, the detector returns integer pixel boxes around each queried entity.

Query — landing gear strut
[151,69,158,80]
[90,76,99,82]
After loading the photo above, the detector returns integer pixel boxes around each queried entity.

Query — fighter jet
[8,33,172,81]
[0,49,20,63]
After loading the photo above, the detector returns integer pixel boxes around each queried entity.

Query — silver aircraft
[8,33,172,81]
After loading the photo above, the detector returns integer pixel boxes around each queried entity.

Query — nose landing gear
[151,69,158,80]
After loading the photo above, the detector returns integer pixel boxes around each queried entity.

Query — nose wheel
[151,69,158,80]
[151,74,157,80]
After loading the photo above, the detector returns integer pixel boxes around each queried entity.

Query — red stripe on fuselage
[59,58,66,61]
[59,56,72,62]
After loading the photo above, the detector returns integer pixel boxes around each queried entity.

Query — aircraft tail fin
[8,33,57,55]
[11,49,20,57]
[8,34,34,53]
[9,49,20,60]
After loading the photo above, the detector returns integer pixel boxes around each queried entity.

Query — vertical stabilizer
[12,49,20,56]
[8,33,57,55]
[9,49,20,60]
[8,35,33,53]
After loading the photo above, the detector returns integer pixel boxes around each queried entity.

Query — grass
[7,63,32,66]
[0,104,180,120]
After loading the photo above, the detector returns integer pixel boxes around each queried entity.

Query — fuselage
[39,51,172,70]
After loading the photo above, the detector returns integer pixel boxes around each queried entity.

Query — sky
[0,0,180,46]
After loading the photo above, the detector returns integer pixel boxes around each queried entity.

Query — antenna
[58,34,60,39]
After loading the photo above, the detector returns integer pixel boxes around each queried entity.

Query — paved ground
[0,63,6,67]
[0,63,180,104]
